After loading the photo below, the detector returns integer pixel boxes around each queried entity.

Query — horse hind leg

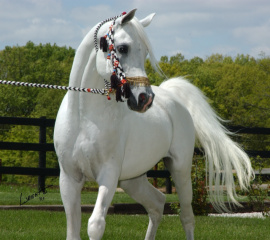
[164,157,195,240]
[119,174,166,240]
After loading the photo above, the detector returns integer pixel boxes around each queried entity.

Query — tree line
[146,53,270,128]
[1,42,269,127]
[0,42,269,183]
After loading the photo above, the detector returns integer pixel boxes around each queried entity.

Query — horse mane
[129,17,163,76]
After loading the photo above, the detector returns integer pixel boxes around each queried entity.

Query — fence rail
[0,116,270,193]
[0,116,55,191]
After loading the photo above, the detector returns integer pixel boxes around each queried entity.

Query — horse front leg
[88,165,120,240]
[60,169,85,240]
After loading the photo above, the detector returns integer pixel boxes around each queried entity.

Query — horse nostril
[138,93,147,105]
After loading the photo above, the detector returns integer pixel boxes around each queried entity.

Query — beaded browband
[94,11,150,102]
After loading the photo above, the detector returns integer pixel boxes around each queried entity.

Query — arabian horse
[54,9,253,240]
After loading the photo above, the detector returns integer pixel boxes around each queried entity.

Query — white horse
[54,9,253,240]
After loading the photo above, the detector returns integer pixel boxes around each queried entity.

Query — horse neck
[67,25,124,125]
[68,27,104,111]
[81,71,125,124]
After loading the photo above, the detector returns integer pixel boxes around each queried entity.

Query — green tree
[0,42,74,183]
[0,41,74,118]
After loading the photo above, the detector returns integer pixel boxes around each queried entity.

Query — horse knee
[155,193,166,216]
[87,216,106,240]
[148,193,166,223]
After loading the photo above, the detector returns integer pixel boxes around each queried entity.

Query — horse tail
[160,77,254,212]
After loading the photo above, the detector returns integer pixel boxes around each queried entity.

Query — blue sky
[1,0,270,60]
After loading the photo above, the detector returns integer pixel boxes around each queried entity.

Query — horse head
[95,9,157,113]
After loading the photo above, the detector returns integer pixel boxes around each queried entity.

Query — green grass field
[0,210,269,240]
[1,184,270,239]
[0,183,180,205]
[0,183,260,206]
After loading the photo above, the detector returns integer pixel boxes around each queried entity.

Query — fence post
[164,163,172,194]
[0,159,2,183]
[165,176,172,194]
[153,164,158,188]
[38,116,46,192]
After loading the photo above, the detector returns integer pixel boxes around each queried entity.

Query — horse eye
[117,45,129,54]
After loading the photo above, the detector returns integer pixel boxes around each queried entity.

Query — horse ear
[140,13,156,27]
[121,9,137,25]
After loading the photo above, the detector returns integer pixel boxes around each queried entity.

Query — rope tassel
[110,74,120,89]
[123,82,131,99]
[100,36,108,52]
[116,86,123,102]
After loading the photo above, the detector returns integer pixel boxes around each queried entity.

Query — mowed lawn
[1,184,270,239]
[0,184,179,205]
[0,210,270,240]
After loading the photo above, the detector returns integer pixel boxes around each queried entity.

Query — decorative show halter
[0,11,151,102]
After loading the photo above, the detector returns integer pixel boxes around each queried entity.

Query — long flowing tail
[160,77,254,212]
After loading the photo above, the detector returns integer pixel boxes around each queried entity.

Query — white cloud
[159,12,210,25]
[11,19,71,43]
[0,0,79,48]
[250,46,270,58]
[210,45,241,57]
[232,19,270,57]
[0,0,62,19]
[70,5,114,24]
[0,0,270,59]
[233,21,270,45]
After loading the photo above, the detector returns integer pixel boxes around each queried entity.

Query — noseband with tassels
[94,11,150,102]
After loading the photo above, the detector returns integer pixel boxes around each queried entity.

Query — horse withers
[54,9,253,240]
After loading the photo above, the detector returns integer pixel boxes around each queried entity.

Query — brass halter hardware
[126,77,150,87]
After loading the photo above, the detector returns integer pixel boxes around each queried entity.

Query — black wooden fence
[0,116,270,193]
[0,117,56,191]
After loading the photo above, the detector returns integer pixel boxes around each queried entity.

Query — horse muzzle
[127,84,155,113]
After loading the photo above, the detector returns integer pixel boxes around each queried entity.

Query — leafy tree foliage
[0,42,74,183]
[0,41,74,118]
[146,53,270,128]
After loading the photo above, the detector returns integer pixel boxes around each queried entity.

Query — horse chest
[119,110,173,179]
[74,107,172,181]
[73,122,125,179]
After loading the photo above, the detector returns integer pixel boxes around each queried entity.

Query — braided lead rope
[0,79,113,99]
